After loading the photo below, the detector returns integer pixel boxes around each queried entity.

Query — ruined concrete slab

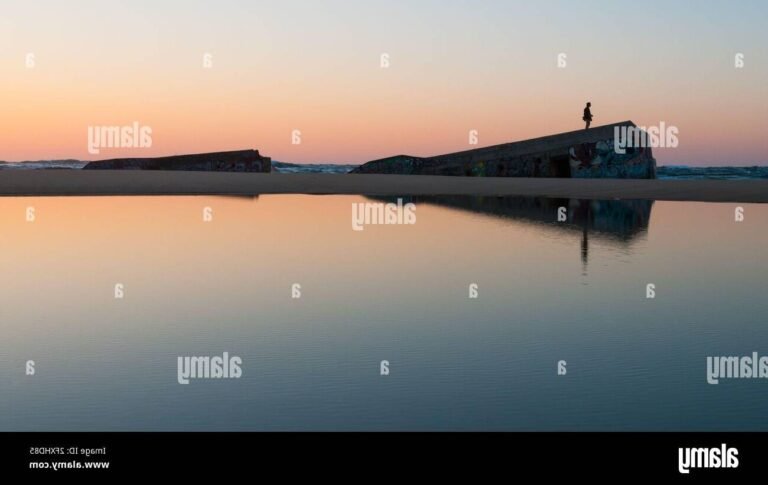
[83,149,271,172]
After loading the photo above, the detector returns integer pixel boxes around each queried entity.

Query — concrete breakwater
[83,149,271,172]
[352,121,656,179]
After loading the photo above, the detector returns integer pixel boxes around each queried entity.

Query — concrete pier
[352,121,656,179]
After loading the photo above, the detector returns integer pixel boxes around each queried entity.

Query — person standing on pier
[583,102,593,129]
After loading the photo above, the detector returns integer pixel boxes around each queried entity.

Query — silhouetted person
[583,102,593,129]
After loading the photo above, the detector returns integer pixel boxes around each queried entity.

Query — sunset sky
[1,0,766,165]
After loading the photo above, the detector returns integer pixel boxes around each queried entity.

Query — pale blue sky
[1,0,766,164]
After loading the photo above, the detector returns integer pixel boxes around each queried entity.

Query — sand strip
[0,171,766,202]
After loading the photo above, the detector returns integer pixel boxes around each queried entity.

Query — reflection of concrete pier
[352,121,656,179]
[369,195,653,272]
[394,195,652,241]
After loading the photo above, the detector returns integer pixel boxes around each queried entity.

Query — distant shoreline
[0,160,359,174]
[2,161,768,179]
[1,170,767,202]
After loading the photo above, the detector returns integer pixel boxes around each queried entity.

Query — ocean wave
[272,161,357,174]
[657,165,768,180]
[0,160,86,170]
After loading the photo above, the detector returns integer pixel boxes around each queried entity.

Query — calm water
[1,195,767,431]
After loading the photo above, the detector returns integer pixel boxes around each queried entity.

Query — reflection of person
[583,102,593,129]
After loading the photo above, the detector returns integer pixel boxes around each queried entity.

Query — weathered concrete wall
[83,149,271,172]
[352,121,656,179]
[569,140,654,179]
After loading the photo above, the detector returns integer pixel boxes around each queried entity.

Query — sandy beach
[0,170,767,202]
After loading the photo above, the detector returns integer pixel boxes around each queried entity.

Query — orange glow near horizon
[1,1,766,166]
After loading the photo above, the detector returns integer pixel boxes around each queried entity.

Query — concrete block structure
[352,121,656,179]
[83,149,271,172]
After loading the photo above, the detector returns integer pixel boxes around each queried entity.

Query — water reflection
[3,195,767,431]
[367,195,653,272]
